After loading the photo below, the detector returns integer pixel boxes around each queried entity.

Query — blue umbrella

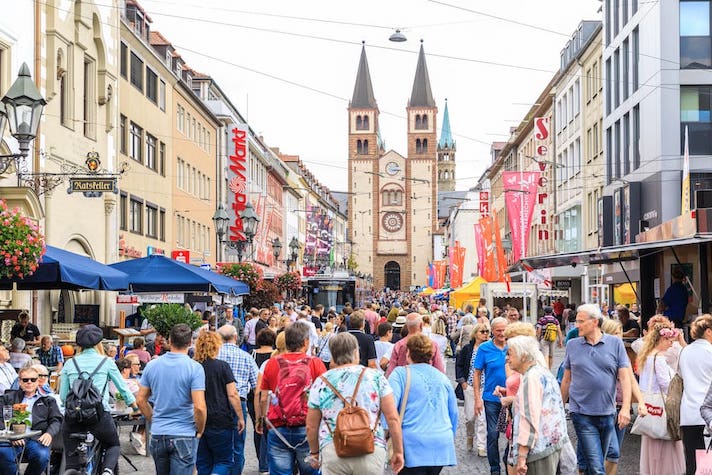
[0,245,129,290]
[109,255,249,295]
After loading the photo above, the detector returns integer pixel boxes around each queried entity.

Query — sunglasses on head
[21,377,38,383]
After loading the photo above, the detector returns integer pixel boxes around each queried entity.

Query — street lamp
[288,236,300,270]
[0,63,46,177]
[272,236,282,263]
[211,201,260,262]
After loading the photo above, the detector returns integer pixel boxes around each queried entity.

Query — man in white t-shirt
[374,322,394,372]
[297,311,320,355]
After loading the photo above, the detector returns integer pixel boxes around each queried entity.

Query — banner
[503,171,541,262]
[491,209,510,291]
[478,215,498,282]
[474,224,485,277]
[427,263,435,288]
[448,241,466,289]
[433,261,447,289]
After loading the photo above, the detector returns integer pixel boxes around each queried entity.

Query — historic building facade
[348,44,439,290]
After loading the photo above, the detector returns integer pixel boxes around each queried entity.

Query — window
[129,122,143,163]
[159,209,166,241]
[605,0,612,45]
[130,52,143,91]
[159,142,165,176]
[614,120,621,179]
[623,113,630,175]
[568,86,575,121]
[622,0,628,26]
[680,1,711,69]
[593,121,599,156]
[146,134,157,171]
[592,61,599,98]
[146,204,158,238]
[186,113,191,138]
[632,0,638,15]
[613,0,620,37]
[681,86,712,154]
[119,192,128,231]
[357,139,368,154]
[119,115,127,154]
[605,59,612,114]
[585,68,592,102]
[129,198,143,234]
[159,80,166,110]
[622,38,629,101]
[206,131,210,152]
[574,80,580,116]
[575,138,581,175]
[177,158,184,189]
[146,67,158,103]
[613,48,620,108]
[606,127,612,183]
[120,43,128,79]
[177,105,184,133]
[633,105,640,169]
[632,27,639,92]
[83,57,96,139]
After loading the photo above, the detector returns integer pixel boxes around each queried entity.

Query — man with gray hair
[561,303,631,475]
[385,312,445,377]
[217,324,259,475]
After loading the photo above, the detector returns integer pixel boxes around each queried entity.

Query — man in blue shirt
[561,304,631,475]
[659,267,689,328]
[137,324,206,475]
[473,316,508,474]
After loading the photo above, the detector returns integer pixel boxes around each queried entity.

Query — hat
[76,324,103,348]
[543,306,553,314]
[393,316,407,328]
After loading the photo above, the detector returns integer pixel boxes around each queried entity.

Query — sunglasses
[478,330,490,334]
[21,378,38,383]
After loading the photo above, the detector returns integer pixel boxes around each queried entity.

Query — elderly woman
[306,332,404,474]
[450,315,476,355]
[507,335,568,475]
[194,331,245,475]
[388,334,457,474]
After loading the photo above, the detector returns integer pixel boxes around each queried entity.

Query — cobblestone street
[116,345,643,474]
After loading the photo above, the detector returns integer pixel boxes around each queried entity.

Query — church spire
[351,43,377,109]
[438,99,455,149]
[409,41,436,107]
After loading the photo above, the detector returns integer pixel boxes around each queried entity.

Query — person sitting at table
[36,336,64,372]
[9,338,32,371]
[111,357,140,396]
[10,312,40,345]
[126,338,151,367]
[0,347,17,394]
[145,333,167,358]
[0,366,62,475]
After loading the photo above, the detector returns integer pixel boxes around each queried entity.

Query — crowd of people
[3,293,712,475]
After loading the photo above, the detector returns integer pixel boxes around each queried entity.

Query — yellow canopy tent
[450,276,487,310]
[419,287,435,296]
[614,282,637,306]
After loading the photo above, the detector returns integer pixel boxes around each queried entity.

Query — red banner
[433,261,447,289]
[492,209,511,291]
[448,241,466,289]
[478,216,498,282]
[474,224,485,277]
[503,171,540,262]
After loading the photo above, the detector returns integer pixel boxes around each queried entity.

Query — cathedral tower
[437,99,456,192]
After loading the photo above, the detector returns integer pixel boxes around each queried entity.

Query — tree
[140,303,203,338]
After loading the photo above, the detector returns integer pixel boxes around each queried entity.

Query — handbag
[666,346,685,441]
[696,439,712,475]
[631,356,672,440]
[387,366,411,459]
[496,404,509,433]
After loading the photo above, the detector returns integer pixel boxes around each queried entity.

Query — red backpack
[273,355,313,427]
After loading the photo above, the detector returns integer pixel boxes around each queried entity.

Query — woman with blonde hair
[456,321,490,455]
[193,331,245,475]
[635,322,685,475]
[316,322,335,369]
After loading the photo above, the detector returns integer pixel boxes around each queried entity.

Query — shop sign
[172,250,190,263]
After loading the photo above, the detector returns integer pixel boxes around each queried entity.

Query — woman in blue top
[388,334,458,474]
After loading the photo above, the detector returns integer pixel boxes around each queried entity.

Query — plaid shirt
[445,313,458,336]
[217,343,258,399]
[37,345,64,368]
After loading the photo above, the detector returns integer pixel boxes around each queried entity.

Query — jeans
[196,428,235,475]
[0,438,50,475]
[570,412,616,475]
[258,428,269,472]
[231,400,248,475]
[484,400,502,473]
[63,411,120,472]
[267,425,319,475]
[150,435,198,475]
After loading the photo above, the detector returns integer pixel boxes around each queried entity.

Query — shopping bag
[630,391,671,440]
[696,440,712,475]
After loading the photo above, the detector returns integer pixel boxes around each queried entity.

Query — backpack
[273,355,313,427]
[319,367,378,457]
[65,357,109,425]
[543,321,558,342]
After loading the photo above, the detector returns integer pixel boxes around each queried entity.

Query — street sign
[68,177,117,194]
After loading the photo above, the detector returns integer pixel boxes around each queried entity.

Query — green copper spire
[438,99,455,149]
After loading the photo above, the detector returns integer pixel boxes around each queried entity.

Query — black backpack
[64,357,108,425]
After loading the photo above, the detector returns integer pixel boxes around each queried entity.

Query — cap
[543,306,553,314]
[76,324,103,348]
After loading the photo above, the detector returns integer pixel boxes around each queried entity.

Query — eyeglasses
[131,363,141,366]
[478,330,490,334]
[20,378,38,383]
[38,374,49,378]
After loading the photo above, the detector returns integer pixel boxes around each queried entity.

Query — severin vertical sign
[228,125,248,241]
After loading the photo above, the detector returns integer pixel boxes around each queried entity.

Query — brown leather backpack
[319,367,380,457]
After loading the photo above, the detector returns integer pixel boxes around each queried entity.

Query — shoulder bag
[631,355,672,440]
[665,346,685,441]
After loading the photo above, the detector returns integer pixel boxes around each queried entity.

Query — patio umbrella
[0,245,129,290]
[109,255,249,295]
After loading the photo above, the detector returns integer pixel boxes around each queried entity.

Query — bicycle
[62,431,119,475]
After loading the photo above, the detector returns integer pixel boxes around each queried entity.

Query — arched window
[356,115,363,129]
[416,139,422,153]
[422,139,428,153]
[363,139,368,154]
[363,115,369,129]
[422,114,428,129]
[415,114,421,129]
[444,170,449,180]
[357,140,363,154]
[438,170,442,180]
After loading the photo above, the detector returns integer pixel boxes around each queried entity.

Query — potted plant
[0,199,45,280]
[114,391,127,411]
[10,403,30,434]
[140,303,204,338]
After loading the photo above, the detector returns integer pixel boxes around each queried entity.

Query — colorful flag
[474,224,485,277]
[682,125,690,216]
[502,171,540,262]
[448,241,466,289]
[492,209,510,291]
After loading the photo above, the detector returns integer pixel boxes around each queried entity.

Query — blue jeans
[0,439,50,475]
[267,425,319,475]
[259,428,269,472]
[570,412,616,475]
[197,428,235,475]
[484,400,502,474]
[231,400,248,475]
[150,435,199,475]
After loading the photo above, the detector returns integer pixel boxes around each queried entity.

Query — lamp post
[272,236,282,267]
[288,236,300,271]
[212,201,260,262]
[0,63,46,180]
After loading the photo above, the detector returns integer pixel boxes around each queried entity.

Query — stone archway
[384,261,401,291]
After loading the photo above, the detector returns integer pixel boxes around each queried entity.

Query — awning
[0,246,129,291]
[109,255,249,295]
[511,235,712,272]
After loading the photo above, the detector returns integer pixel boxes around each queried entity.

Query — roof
[149,31,171,46]
[438,99,455,149]
[437,191,469,219]
[409,42,436,108]
[350,44,377,109]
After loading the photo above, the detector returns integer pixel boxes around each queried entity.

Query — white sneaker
[130,432,146,456]
[477,448,487,457]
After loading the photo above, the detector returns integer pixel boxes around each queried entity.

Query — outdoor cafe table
[0,429,42,475]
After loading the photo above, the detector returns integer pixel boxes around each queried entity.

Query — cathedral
[348,42,456,290]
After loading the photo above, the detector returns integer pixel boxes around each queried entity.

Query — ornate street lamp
[212,201,260,262]
[272,236,282,262]
[288,236,300,270]
[0,63,46,176]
